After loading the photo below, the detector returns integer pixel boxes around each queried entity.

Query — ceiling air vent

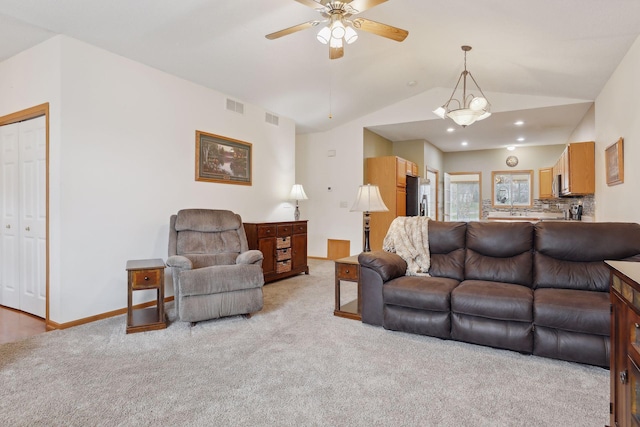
[265,112,279,126]
[226,98,244,114]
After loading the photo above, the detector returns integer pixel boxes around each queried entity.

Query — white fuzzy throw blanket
[383,216,431,276]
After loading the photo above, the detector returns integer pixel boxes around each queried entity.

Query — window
[445,172,481,221]
[492,170,533,208]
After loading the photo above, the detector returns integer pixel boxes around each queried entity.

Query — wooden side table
[126,258,167,334]
[334,255,361,320]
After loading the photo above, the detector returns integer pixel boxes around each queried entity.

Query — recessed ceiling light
[507,146,516,151]
[447,128,455,132]
[517,137,525,142]
[461,141,468,146]
[514,121,524,126]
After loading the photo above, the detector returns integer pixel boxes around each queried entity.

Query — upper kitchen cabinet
[539,167,554,199]
[552,141,595,197]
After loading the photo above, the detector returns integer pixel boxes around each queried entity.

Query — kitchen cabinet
[552,141,595,196]
[366,156,418,251]
[539,167,553,199]
[244,220,308,283]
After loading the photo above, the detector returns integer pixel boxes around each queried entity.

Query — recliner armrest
[358,251,407,282]
[236,250,264,265]
[166,255,193,270]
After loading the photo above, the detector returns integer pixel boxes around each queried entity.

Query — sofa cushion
[535,221,640,262]
[179,264,264,296]
[175,209,241,232]
[384,276,459,312]
[464,222,534,287]
[533,222,640,291]
[534,288,609,336]
[452,280,533,322]
[428,221,467,281]
[177,230,242,255]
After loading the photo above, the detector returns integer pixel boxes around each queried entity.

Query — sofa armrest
[236,249,264,266]
[358,251,407,282]
[166,255,193,270]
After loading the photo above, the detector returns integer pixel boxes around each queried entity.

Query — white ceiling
[1,0,639,151]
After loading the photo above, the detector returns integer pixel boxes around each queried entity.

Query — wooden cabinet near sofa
[608,261,640,427]
[244,220,308,283]
[366,156,418,251]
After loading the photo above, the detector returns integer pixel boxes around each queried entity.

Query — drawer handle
[636,323,640,329]
[5,224,9,229]
[25,226,30,231]
[144,276,149,281]
[345,269,350,274]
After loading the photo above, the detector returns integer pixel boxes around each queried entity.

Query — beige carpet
[0,259,608,426]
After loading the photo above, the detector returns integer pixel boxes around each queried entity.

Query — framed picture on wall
[195,131,252,185]
[605,137,624,186]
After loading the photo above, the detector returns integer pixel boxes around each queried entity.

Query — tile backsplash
[482,195,594,220]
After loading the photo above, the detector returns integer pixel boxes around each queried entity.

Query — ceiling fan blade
[294,0,330,9]
[330,45,344,60]
[266,21,319,40]
[345,0,388,14]
[352,18,408,42]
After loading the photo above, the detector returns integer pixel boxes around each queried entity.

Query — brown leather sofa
[359,221,640,367]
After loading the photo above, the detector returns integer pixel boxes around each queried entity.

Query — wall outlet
[339,201,348,208]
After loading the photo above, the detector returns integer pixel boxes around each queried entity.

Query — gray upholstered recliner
[166,209,265,323]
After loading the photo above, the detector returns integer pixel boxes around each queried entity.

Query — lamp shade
[350,184,389,213]
[289,184,308,201]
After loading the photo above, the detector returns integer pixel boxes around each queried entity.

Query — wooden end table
[334,255,361,320]
[126,258,167,334]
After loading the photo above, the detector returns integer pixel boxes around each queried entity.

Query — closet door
[18,116,47,317]
[1,122,20,309]
[0,116,46,317]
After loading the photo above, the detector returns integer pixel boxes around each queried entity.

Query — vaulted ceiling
[1,0,640,151]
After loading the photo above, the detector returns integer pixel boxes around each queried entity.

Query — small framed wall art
[605,137,624,186]
[195,131,252,185]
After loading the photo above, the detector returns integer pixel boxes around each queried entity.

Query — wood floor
[0,305,47,345]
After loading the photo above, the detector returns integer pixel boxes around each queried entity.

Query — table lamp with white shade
[350,184,389,252]
[289,184,308,221]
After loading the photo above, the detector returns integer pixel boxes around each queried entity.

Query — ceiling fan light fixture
[330,20,346,39]
[317,26,331,44]
[344,26,358,44]
[434,46,491,128]
[329,36,343,49]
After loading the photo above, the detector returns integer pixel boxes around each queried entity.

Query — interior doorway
[0,104,49,325]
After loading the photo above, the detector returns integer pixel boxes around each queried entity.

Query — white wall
[1,36,296,323]
[594,35,640,223]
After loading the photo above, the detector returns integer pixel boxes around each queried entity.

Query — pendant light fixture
[433,46,491,127]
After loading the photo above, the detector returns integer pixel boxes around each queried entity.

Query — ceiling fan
[266,0,409,60]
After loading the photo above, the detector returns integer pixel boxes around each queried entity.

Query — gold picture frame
[605,137,624,186]
[195,131,252,185]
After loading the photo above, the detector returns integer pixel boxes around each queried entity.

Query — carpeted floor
[0,259,608,426]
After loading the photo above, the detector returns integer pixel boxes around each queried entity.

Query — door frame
[0,103,49,326]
